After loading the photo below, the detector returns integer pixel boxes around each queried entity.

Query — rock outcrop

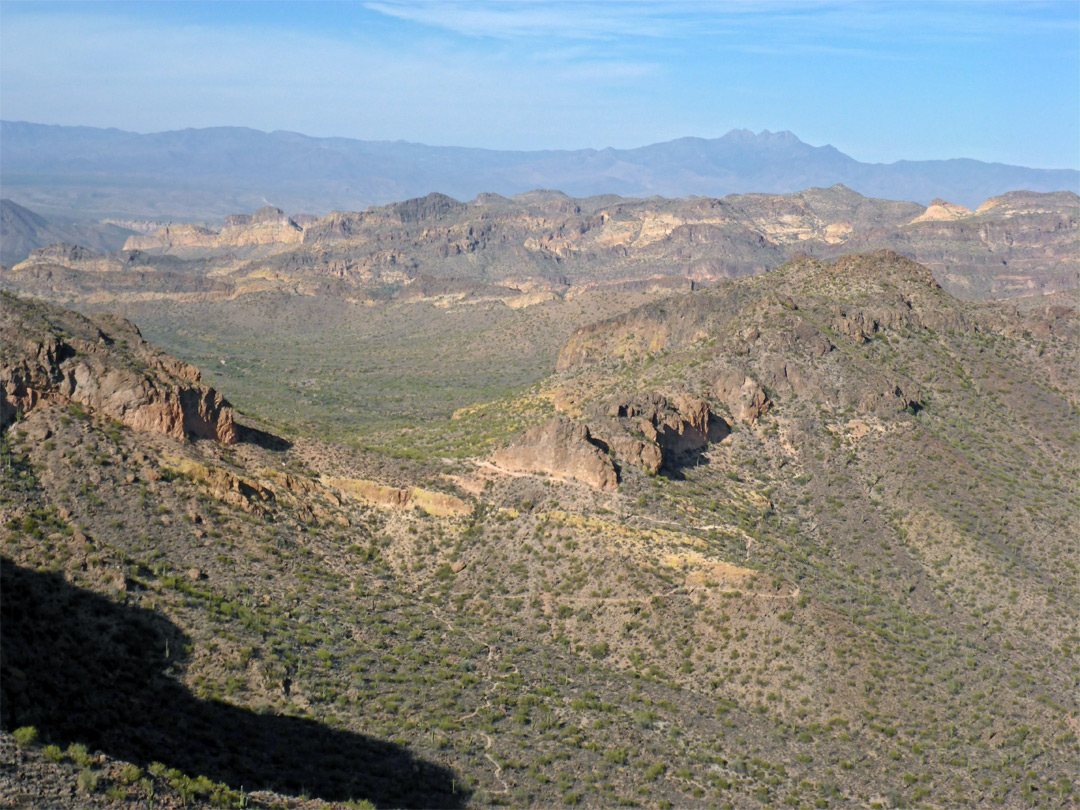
[324,477,472,517]
[0,293,238,443]
[609,392,725,456]
[491,417,618,491]
[166,457,273,513]
[589,392,730,474]
[906,199,971,224]
[715,371,771,424]
[123,207,304,251]
[124,224,219,251]
[218,207,304,246]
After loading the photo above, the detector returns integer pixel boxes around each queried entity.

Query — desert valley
[1,3,1079,805]
[1,143,1077,810]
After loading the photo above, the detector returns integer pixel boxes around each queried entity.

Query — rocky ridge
[124,207,304,252]
[0,293,237,443]
[4,187,1076,312]
[491,250,1076,493]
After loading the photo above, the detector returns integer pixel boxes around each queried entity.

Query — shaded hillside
[0,199,136,267]
[2,121,1076,220]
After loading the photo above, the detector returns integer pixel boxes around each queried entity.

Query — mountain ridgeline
[3,187,1077,308]
[2,120,1077,221]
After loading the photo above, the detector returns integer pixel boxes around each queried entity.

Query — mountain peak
[720,128,805,146]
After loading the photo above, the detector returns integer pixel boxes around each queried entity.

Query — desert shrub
[76,769,99,794]
[12,726,38,747]
[66,742,91,768]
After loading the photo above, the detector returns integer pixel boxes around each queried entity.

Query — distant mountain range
[0,198,136,267]
[1,120,1076,222]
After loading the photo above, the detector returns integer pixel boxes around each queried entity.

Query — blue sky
[1,1,1077,168]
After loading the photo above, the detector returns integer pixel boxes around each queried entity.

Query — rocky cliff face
[0,293,237,443]
[123,207,304,251]
[217,206,304,246]
[592,392,729,474]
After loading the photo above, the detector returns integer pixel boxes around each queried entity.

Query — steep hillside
[2,249,1076,809]
[0,199,136,267]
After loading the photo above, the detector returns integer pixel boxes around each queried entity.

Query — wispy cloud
[364,0,1079,46]
[364,1,686,40]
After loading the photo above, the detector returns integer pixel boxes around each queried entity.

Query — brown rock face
[715,371,771,424]
[604,433,664,475]
[610,392,727,457]
[0,293,237,443]
[492,417,618,491]
[590,392,730,474]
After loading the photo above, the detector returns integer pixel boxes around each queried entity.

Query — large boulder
[492,417,618,491]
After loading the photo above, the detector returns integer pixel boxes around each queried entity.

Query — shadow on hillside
[0,558,467,808]
[236,422,293,451]
[658,415,730,481]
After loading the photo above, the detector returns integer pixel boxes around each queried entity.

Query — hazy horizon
[4,118,1078,173]
[1,1,1077,171]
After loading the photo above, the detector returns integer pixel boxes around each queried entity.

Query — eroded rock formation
[715,371,772,424]
[491,417,618,491]
[0,293,237,443]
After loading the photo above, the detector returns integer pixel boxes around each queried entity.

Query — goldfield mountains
[1,173,1078,809]
[2,121,1078,221]
[4,186,1077,303]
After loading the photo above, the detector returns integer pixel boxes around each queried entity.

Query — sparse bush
[12,726,38,747]
[76,769,99,794]
[66,742,91,768]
